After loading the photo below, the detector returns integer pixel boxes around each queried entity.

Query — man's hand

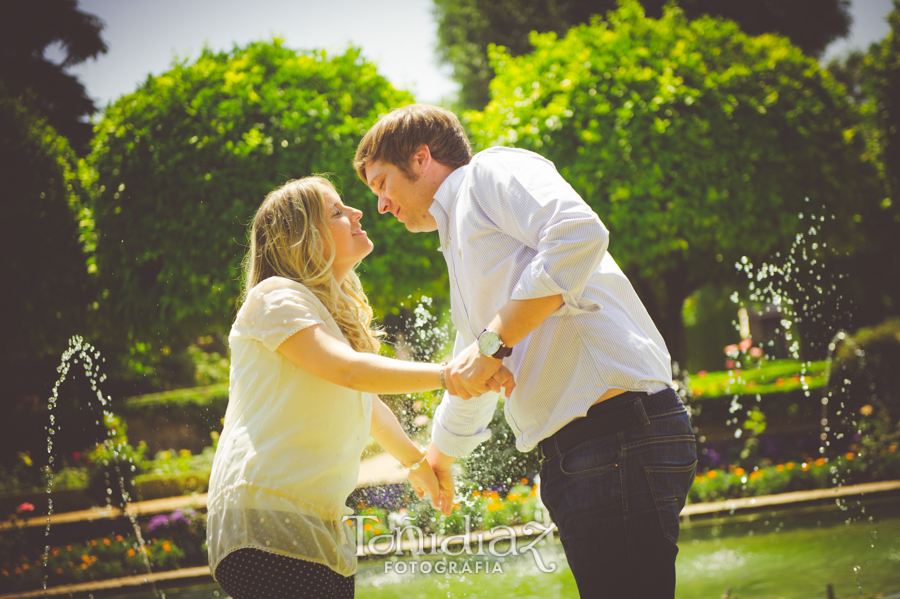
[427,442,456,516]
[444,341,515,400]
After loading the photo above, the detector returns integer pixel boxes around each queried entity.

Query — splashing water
[43,335,159,596]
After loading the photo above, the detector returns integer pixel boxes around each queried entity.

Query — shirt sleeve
[237,278,326,352]
[430,331,498,457]
[471,151,608,315]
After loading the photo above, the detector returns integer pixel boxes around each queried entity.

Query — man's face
[364,159,438,233]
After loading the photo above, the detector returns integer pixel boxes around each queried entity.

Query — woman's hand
[407,460,443,511]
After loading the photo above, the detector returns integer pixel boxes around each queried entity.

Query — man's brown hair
[354,104,472,183]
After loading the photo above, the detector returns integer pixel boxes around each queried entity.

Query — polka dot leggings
[215,547,354,599]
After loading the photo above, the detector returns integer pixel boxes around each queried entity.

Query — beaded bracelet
[407,451,428,470]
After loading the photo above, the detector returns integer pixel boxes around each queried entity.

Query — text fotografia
[345,515,558,573]
[385,558,504,575]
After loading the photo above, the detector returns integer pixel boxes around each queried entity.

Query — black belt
[538,388,683,461]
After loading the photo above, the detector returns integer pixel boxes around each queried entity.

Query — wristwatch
[478,328,513,359]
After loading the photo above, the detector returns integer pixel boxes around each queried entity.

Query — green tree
[0,86,97,466]
[826,2,900,327]
[87,41,445,358]
[0,87,94,375]
[466,1,878,366]
[434,0,851,109]
[0,0,108,154]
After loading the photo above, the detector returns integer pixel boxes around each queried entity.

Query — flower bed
[0,507,206,593]
[688,359,828,398]
[689,447,900,504]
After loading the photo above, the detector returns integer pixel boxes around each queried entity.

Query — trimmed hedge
[117,384,228,453]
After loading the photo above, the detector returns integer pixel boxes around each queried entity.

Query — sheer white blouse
[206,277,372,578]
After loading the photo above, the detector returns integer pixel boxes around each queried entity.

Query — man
[355,104,696,598]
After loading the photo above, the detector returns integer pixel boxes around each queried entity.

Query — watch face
[478,330,501,356]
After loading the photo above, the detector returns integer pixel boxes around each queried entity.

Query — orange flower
[694,476,704,484]
[81,563,88,570]
[345,520,353,527]
[815,457,826,467]
[749,471,763,481]
[90,540,97,546]
[890,445,897,453]
[707,470,717,479]
[21,564,29,571]
[453,503,461,510]
[81,555,90,564]
[507,493,521,502]
[472,491,481,498]
[734,468,745,477]
[489,491,500,501]
[801,462,810,471]
[487,503,503,511]
[845,452,855,460]
[1,570,7,578]
[786,462,795,470]
[127,549,136,557]
[530,488,537,497]
[776,464,784,472]
[520,478,529,485]
[162,541,171,553]
[51,548,59,557]
[363,524,372,532]
[115,535,123,542]
[103,538,111,546]
[66,545,72,552]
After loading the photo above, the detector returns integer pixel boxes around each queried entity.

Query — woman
[206,176,513,599]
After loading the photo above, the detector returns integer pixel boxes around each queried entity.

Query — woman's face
[320,185,373,278]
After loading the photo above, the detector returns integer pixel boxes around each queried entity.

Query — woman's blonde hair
[242,176,381,353]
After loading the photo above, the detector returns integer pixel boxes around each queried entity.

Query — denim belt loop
[633,397,650,426]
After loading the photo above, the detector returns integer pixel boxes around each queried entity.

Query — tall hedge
[466,1,879,365]
[87,41,445,353]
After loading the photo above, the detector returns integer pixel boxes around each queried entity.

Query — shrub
[86,40,444,362]
[466,0,878,364]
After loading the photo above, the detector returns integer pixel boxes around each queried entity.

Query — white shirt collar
[431,165,468,216]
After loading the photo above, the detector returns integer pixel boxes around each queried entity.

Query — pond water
[94,497,900,599]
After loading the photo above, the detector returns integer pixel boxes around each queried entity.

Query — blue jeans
[538,398,696,598]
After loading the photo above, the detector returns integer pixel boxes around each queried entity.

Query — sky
[62,0,894,110]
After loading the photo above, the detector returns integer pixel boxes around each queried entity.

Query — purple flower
[147,514,170,532]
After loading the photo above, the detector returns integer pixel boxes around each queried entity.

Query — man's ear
[413,143,433,172]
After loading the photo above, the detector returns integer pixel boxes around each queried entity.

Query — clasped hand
[443,341,515,400]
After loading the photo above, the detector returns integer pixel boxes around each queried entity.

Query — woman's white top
[206,277,372,578]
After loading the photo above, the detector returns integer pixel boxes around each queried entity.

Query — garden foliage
[466,1,879,365]
[434,0,851,109]
[828,318,900,425]
[86,41,445,358]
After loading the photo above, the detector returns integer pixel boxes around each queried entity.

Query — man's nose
[377,194,391,214]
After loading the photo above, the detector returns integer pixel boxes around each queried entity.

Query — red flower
[16,503,34,514]
[738,338,752,351]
